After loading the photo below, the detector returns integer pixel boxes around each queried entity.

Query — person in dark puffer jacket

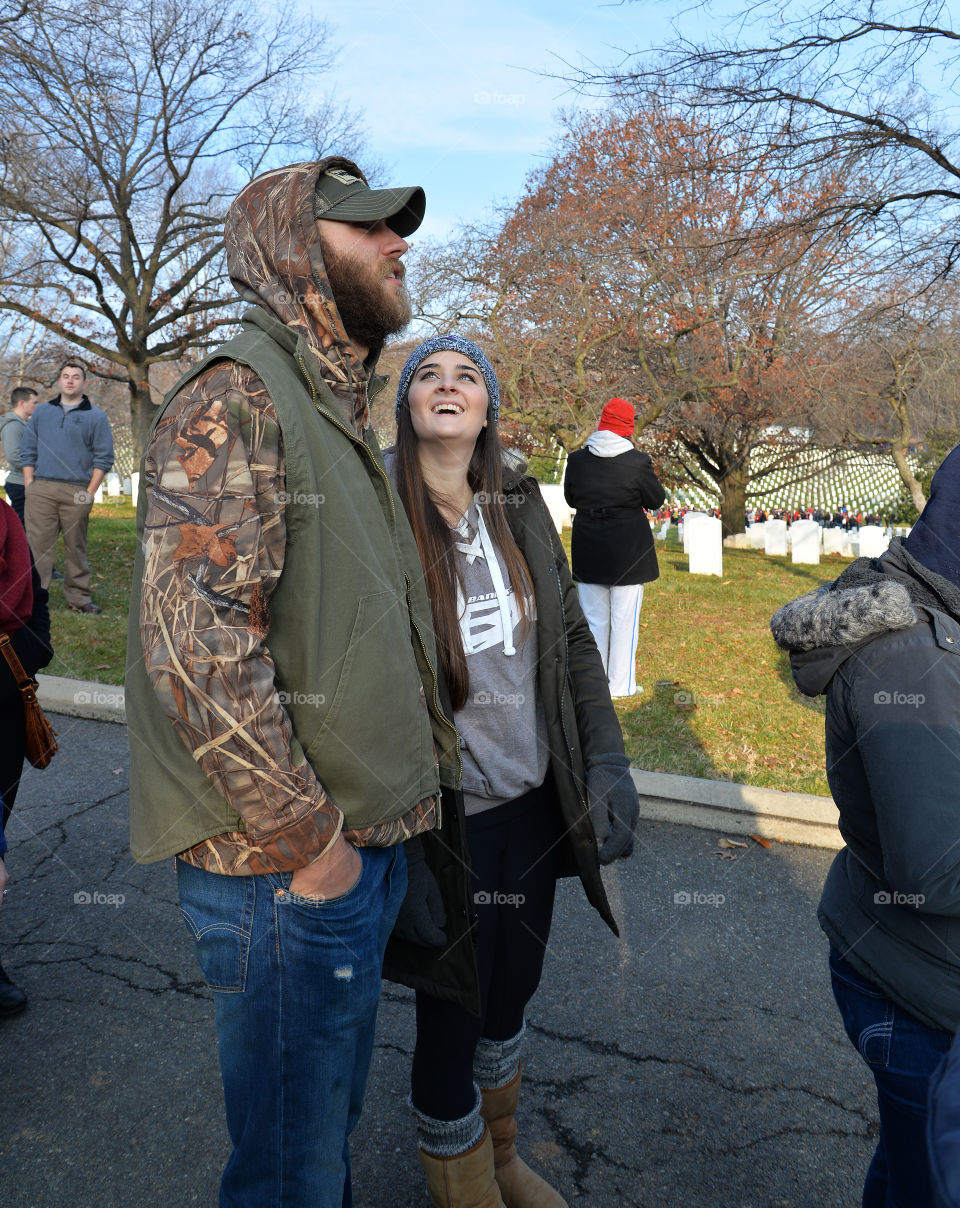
[771,444,960,1208]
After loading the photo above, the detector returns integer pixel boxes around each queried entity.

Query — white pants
[577,582,645,697]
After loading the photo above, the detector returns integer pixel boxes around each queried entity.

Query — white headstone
[94,483,104,504]
[657,520,669,540]
[748,522,767,549]
[122,476,132,495]
[0,469,7,486]
[687,513,723,577]
[106,471,121,497]
[823,527,845,556]
[858,525,889,558]
[764,518,788,557]
[723,532,749,549]
[131,471,140,506]
[791,519,821,565]
[538,484,573,534]
[682,512,709,552]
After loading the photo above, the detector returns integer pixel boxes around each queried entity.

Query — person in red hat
[563,399,665,696]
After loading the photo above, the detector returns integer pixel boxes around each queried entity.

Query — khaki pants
[25,478,94,607]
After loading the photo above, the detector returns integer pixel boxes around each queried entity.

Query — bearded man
[125,160,459,1208]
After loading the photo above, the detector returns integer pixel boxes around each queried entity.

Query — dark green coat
[383,470,623,1016]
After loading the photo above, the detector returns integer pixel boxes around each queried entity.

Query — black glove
[586,753,638,865]
[393,837,448,947]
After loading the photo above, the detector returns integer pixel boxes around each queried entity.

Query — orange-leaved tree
[440,99,874,530]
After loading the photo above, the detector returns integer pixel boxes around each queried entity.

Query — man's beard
[319,235,412,354]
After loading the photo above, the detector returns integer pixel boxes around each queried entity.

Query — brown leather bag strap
[0,632,33,691]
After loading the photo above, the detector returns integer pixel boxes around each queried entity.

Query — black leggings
[411,779,559,1120]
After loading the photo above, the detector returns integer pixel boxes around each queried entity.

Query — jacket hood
[584,429,634,458]
[903,441,960,589]
[0,412,23,431]
[770,545,921,696]
[224,156,374,434]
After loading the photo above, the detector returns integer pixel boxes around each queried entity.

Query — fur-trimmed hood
[770,541,930,696]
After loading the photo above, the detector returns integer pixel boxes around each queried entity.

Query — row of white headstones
[673,515,911,577]
[0,466,139,503]
[534,486,910,578]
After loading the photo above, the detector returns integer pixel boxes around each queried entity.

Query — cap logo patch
[326,168,360,186]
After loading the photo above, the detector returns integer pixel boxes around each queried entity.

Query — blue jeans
[830,947,952,1208]
[178,845,407,1208]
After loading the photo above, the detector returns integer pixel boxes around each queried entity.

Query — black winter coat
[771,541,960,1032]
[383,470,624,1016]
[563,445,664,586]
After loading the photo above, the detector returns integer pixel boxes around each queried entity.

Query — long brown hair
[394,405,533,711]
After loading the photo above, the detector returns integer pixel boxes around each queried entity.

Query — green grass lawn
[613,529,837,797]
[42,503,136,686]
[43,513,840,796]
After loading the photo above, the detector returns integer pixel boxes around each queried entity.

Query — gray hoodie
[0,411,27,484]
[451,497,550,814]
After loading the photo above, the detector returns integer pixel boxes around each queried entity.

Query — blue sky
[315,0,695,242]
[309,1,960,246]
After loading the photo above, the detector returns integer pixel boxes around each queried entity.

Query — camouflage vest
[126,308,458,863]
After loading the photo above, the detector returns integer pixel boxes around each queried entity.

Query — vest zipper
[404,571,463,785]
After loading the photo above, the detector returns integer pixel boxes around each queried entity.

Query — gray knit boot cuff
[473,1022,525,1089]
[410,1085,484,1157]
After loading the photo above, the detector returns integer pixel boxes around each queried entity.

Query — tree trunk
[891,443,925,514]
[129,365,155,456]
[718,466,749,538]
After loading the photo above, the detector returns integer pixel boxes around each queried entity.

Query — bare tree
[570,1,960,274]
[0,0,362,448]
[826,278,960,510]
[416,99,875,530]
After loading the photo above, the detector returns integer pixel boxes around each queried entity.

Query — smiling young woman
[383,334,639,1208]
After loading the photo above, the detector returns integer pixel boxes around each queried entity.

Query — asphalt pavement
[0,714,876,1207]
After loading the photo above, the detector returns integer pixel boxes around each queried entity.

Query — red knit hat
[597,397,635,437]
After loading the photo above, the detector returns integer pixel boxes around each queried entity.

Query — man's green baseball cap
[313,166,425,238]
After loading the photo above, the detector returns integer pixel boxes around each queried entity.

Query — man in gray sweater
[0,386,38,524]
[21,359,114,614]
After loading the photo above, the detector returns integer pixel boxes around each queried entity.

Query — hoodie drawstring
[453,502,516,656]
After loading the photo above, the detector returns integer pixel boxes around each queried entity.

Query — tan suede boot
[418,1126,507,1208]
[480,1066,568,1207]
